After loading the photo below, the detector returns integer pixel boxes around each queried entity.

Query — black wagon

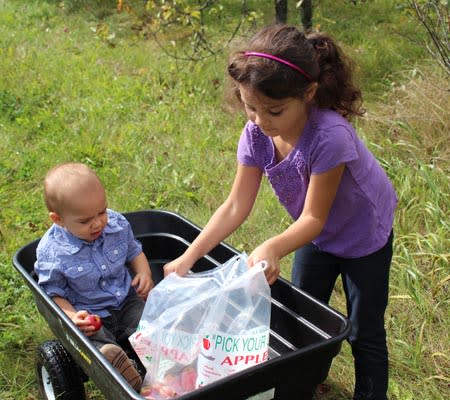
[12,210,351,400]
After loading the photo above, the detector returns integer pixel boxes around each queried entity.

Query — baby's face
[58,186,108,242]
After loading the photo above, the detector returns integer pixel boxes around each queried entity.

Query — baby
[35,162,154,391]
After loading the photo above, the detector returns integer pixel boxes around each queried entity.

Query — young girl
[164,25,397,400]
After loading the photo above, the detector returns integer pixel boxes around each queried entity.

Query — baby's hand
[73,310,100,337]
[248,242,281,285]
[132,271,154,299]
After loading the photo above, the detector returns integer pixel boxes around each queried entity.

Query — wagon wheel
[36,339,87,400]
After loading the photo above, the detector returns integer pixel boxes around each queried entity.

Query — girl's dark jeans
[292,232,393,400]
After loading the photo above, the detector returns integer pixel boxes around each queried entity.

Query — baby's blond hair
[44,163,103,215]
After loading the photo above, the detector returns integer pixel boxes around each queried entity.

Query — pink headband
[244,51,312,81]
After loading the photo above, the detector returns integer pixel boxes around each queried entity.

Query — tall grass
[357,64,450,399]
[0,1,449,399]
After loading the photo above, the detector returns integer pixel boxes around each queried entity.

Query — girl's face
[239,84,310,141]
[52,186,108,242]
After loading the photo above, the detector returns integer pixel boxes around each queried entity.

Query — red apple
[153,382,177,397]
[180,366,197,392]
[86,314,102,331]
[163,373,182,394]
[140,384,154,398]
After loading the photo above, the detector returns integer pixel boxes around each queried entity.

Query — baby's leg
[90,319,143,391]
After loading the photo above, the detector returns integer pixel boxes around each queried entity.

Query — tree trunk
[275,0,287,24]
[275,0,313,32]
[300,0,313,31]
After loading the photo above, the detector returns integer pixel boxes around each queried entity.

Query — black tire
[36,339,87,400]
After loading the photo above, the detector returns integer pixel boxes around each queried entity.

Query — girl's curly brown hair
[228,25,364,120]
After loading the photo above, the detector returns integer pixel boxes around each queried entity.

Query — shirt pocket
[104,241,128,268]
[64,262,100,292]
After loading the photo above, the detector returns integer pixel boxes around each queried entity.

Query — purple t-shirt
[237,108,397,258]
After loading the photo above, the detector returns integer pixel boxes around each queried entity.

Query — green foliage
[0,1,449,399]
[140,0,262,60]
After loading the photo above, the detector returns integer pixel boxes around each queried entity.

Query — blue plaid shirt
[35,209,143,317]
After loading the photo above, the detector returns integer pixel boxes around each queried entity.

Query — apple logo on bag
[200,335,215,361]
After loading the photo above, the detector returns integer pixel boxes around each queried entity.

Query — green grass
[1,0,449,399]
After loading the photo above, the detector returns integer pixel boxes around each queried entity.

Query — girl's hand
[163,255,195,277]
[132,272,154,299]
[73,310,99,336]
[248,242,281,285]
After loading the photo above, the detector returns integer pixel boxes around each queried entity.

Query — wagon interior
[13,210,350,400]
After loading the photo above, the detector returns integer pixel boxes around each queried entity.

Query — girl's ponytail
[307,32,364,118]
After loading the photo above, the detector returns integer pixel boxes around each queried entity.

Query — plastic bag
[129,254,271,399]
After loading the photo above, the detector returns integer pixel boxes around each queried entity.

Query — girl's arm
[248,164,345,284]
[164,163,262,276]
